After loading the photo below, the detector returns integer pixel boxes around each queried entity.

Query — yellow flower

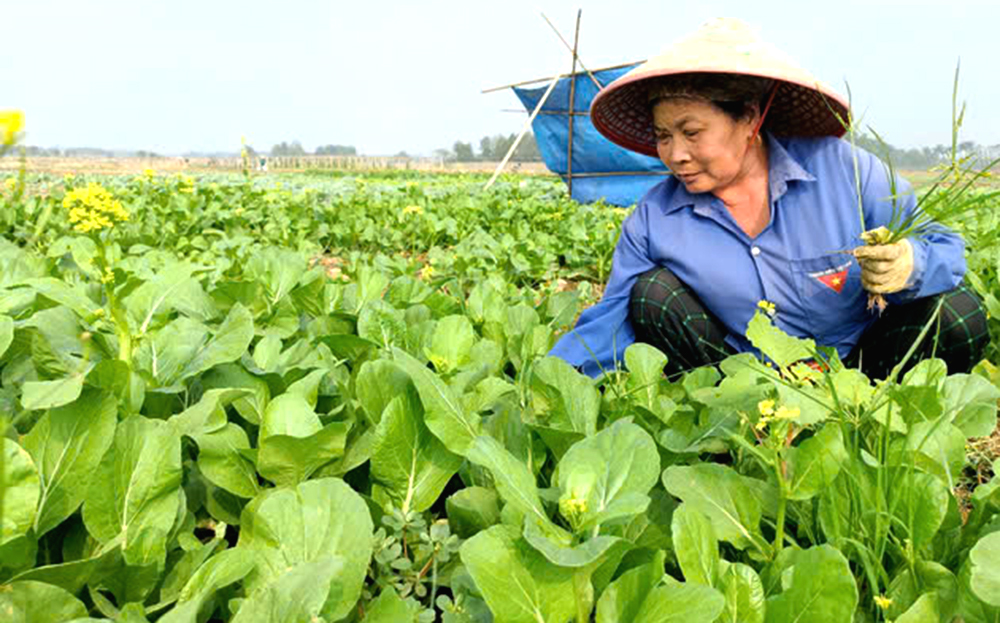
[559,489,590,526]
[755,419,769,431]
[178,175,195,194]
[757,399,775,416]
[774,405,800,420]
[402,204,424,216]
[63,182,130,233]
[606,222,616,230]
[4,177,16,191]
[873,595,893,610]
[561,496,587,516]
[422,264,436,279]
[612,207,629,218]
[143,168,155,180]
[100,267,114,284]
[0,110,25,145]
[757,300,777,316]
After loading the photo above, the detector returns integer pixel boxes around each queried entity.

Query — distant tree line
[269,141,306,156]
[444,133,543,163]
[851,133,1000,169]
[315,144,357,156]
[10,133,1000,167]
[21,146,64,157]
[269,141,359,157]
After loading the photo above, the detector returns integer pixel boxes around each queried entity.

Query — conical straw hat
[590,18,850,158]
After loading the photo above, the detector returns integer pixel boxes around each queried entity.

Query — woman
[550,18,988,379]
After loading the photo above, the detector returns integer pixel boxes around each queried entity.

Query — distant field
[6,156,997,193]
[0,155,553,176]
[902,167,1000,190]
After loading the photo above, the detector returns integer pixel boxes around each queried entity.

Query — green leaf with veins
[460,525,577,623]
[370,386,462,513]
[554,419,659,532]
[82,416,183,566]
[22,389,118,538]
[662,464,766,553]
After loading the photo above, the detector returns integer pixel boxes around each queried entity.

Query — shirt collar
[662,132,817,215]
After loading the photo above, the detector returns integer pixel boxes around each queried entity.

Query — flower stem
[774,495,786,551]
[112,306,132,362]
[573,570,592,623]
[0,416,7,531]
[95,241,132,362]
[774,460,789,552]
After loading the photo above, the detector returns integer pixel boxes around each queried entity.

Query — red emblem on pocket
[808,261,852,294]
[817,269,849,294]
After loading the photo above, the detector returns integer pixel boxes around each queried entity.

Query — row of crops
[1,170,1000,622]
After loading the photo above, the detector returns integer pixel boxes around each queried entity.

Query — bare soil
[955,419,1000,521]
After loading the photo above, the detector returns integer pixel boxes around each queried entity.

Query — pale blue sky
[4,0,998,155]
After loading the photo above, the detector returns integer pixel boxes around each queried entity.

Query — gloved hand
[853,236,915,294]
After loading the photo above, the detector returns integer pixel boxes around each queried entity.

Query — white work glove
[853,235,915,294]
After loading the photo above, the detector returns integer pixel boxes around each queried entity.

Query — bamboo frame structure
[501,109,590,116]
[566,10,582,197]
[566,171,670,179]
[481,60,642,94]
[483,11,665,194]
[542,11,603,92]
[483,72,562,190]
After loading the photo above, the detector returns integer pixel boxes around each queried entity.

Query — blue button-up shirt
[550,133,966,377]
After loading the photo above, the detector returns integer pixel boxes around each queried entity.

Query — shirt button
[751,246,762,257]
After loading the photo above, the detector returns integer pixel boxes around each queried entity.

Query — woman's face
[652,97,758,195]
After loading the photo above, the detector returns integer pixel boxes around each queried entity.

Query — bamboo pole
[566,9,582,198]
[566,171,670,178]
[540,12,603,91]
[480,61,641,94]
[501,109,589,116]
[484,72,563,190]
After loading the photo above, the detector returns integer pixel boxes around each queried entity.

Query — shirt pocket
[789,254,865,344]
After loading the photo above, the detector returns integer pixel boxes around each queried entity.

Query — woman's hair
[646,73,773,122]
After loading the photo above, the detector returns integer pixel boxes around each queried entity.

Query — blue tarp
[513,64,669,206]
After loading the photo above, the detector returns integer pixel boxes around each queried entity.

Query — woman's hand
[854,238,915,294]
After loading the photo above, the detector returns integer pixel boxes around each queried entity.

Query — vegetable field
[1,170,1000,622]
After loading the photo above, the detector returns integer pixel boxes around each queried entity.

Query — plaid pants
[628,267,989,380]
